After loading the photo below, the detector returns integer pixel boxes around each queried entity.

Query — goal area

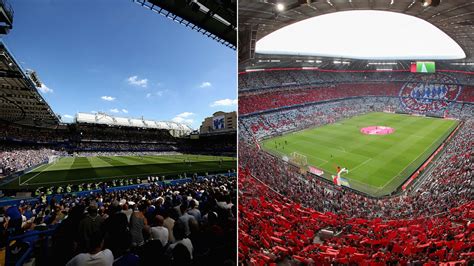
[289,152,308,173]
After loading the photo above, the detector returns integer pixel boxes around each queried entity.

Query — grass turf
[3,154,236,190]
[261,112,458,197]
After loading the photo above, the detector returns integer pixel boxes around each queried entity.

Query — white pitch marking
[20,160,59,186]
[350,158,372,172]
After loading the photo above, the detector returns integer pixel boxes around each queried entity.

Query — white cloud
[122,109,128,113]
[199,82,212,88]
[146,90,165,98]
[172,112,195,124]
[37,84,53,93]
[63,114,73,119]
[210,98,237,107]
[91,111,97,114]
[101,96,116,101]
[127,75,148,87]
[110,108,119,113]
[177,112,194,118]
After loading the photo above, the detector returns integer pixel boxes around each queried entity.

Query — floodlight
[421,0,440,7]
[276,3,285,11]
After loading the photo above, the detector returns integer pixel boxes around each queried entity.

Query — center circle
[360,126,395,135]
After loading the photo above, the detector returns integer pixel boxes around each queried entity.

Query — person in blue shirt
[6,205,22,232]
[23,206,33,220]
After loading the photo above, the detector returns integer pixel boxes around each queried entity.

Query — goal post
[48,155,60,164]
[289,152,308,173]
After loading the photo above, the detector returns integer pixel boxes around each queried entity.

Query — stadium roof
[239,1,474,67]
[76,112,193,132]
[0,0,13,35]
[134,0,236,49]
[0,42,60,128]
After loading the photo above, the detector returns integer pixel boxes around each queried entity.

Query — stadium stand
[239,68,474,264]
[1,173,236,265]
[239,170,473,265]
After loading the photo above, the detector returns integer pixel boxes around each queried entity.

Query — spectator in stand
[187,199,201,221]
[78,202,105,252]
[66,230,113,266]
[5,205,22,233]
[150,215,168,247]
[171,243,192,266]
[163,208,176,243]
[121,203,133,223]
[169,221,193,260]
[130,203,148,247]
[103,200,131,258]
[178,201,196,237]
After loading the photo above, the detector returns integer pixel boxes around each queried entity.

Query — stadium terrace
[238,67,473,264]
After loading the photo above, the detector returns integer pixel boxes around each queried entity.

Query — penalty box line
[20,161,59,186]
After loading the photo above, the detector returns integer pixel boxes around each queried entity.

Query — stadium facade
[199,111,237,134]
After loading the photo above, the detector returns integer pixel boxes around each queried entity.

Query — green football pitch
[261,112,458,197]
[3,154,236,190]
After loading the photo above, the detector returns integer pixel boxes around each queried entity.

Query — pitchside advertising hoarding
[410,61,436,73]
[213,115,225,130]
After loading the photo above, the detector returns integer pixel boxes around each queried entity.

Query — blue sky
[3,0,236,129]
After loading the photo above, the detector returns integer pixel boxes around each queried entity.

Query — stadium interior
[0,1,237,265]
[238,1,473,265]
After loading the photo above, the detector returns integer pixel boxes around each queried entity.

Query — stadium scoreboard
[410,61,436,73]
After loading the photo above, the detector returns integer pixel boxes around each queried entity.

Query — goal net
[289,152,308,168]
[48,155,60,164]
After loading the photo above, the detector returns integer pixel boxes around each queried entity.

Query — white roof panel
[75,112,192,132]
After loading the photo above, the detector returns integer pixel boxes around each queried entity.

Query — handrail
[6,227,57,266]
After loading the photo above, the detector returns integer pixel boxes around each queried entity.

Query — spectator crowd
[0,144,66,176]
[239,72,473,264]
[1,174,236,265]
[238,69,474,92]
[239,170,473,265]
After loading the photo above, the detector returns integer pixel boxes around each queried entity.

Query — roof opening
[256,10,465,60]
